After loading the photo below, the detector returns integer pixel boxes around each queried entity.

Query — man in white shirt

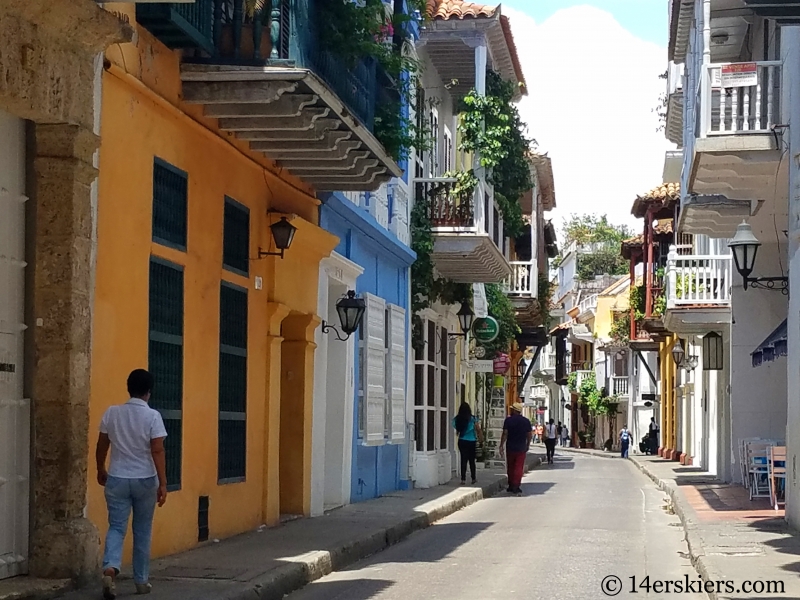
[96,369,168,599]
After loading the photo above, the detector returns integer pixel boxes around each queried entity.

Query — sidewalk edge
[234,455,544,600]
[628,457,725,600]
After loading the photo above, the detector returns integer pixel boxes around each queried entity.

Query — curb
[555,446,620,459]
[223,454,544,600]
[628,457,725,600]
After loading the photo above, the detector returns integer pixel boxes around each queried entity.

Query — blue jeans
[102,475,158,584]
[621,441,630,458]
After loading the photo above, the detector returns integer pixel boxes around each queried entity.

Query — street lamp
[728,221,788,294]
[449,301,475,338]
[321,290,366,341]
[671,338,685,367]
[258,217,297,259]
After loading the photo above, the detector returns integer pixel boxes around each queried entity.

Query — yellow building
[87,2,399,560]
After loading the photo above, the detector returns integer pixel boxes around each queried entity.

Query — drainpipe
[782,25,800,527]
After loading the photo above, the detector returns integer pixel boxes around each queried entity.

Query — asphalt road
[287,452,707,600]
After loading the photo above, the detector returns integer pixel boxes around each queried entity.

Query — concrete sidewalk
[631,454,800,599]
[1,453,542,600]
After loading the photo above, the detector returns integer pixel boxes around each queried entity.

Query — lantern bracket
[742,276,789,295]
[321,321,351,342]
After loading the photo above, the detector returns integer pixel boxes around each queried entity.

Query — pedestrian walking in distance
[453,402,483,485]
[499,402,533,496]
[560,423,569,447]
[619,424,632,458]
[648,417,660,455]
[544,418,558,464]
[96,369,168,599]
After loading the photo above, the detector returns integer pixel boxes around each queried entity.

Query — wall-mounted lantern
[258,217,297,259]
[728,221,788,294]
[702,332,724,371]
[448,301,475,338]
[321,290,366,341]
[671,338,698,371]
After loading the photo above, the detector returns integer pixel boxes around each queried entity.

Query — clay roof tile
[426,0,497,20]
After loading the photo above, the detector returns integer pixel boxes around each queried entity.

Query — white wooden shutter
[387,304,406,442]
[363,293,386,445]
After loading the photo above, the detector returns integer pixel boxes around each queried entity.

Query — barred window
[152,158,188,250]
[218,282,248,483]
[148,257,184,490]
[223,197,249,276]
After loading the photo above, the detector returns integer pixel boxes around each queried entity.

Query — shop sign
[464,359,494,372]
[493,353,510,375]
[719,62,758,88]
[472,317,500,343]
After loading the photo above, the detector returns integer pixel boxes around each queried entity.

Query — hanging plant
[457,71,534,238]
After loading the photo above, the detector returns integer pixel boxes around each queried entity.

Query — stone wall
[0,0,130,582]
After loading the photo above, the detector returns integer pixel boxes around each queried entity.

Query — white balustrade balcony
[414,176,511,283]
[664,247,732,334]
[682,61,782,237]
[504,261,535,297]
[572,370,594,389]
[611,376,629,398]
[577,294,598,318]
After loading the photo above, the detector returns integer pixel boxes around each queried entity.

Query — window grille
[148,257,184,490]
[218,282,248,483]
[223,197,249,276]
[152,158,188,250]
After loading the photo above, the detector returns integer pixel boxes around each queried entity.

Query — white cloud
[504,5,675,234]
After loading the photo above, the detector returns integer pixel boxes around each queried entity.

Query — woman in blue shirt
[453,402,483,485]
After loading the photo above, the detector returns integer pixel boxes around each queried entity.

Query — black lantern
[702,332,723,371]
[259,217,297,259]
[728,221,760,288]
[671,338,685,367]
[517,359,527,377]
[449,301,475,338]
[728,221,788,293]
[321,290,366,341]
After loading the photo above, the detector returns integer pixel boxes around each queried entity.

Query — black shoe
[471,478,477,485]
[460,479,466,486]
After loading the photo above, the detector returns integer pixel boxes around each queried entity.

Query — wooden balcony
[137,0,401,191]
[415,177,511,283]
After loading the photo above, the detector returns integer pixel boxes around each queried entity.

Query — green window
[223,196,250,276]
[152,158,188,250]
[218,282,248,483]
[148,257,184,490]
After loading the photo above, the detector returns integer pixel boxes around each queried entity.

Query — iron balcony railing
[137,0,382,131]
[414,177,506,253]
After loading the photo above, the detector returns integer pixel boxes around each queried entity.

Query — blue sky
[501,0,667,47]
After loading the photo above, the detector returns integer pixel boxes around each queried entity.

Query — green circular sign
[472,317,500,343]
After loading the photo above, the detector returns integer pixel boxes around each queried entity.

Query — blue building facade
[320,189,415,502]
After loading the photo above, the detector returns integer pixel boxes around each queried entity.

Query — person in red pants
[499,402,533,496]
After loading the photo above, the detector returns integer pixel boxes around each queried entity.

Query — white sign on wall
[716,63,758,88]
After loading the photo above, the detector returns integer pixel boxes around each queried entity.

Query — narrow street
[287,453,704,600]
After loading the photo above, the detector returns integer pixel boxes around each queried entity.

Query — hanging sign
[472,316,500,343]
[464,359,494,372]
[493,353,510,375]
[719,63,758,88]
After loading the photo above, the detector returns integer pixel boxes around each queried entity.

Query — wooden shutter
[388,304,407,442]
[363,293,386,445]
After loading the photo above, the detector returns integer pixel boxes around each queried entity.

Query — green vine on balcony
[610,311,631,344]
[457,71,534,238]
[317,0,430,161]
[410,197,471,352]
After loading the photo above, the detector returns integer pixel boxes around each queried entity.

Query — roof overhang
[752,317,788,367]
[678,194,760,237]
[421,10,526,102]
[181,65,402,192]
[670,0,696,63]
[531,154,556,211]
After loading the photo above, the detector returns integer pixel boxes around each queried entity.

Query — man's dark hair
[127,369,154,397]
